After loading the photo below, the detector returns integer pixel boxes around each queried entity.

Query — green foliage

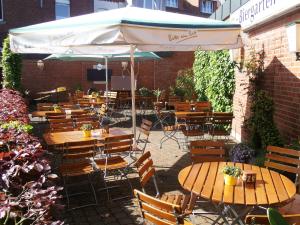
[175,68,196,100]
[153,88,164,102]
[0,121,33,133]
[80,123,93,131]
[246,90,283,149]
[221,165,242,177]
[139,87,152,97]
[193,50,235,112]
[1,37,22,90]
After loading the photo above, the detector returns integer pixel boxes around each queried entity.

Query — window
[55,0,70,20]
[166,0,178,8]
[201,0,214,14]
[136,0,161,10]
[0,0,3,21]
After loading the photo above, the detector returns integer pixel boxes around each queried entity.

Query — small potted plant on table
[222,165,242,186]
[80,123,93,137]
[53,104,62,113]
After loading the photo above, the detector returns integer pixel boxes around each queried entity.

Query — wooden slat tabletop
[31,109,85,118]
[43,128,127,146]
[178,162,296,206]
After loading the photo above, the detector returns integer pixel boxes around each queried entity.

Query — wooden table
[178,162,296,224]
[31,109,85,118]
[43,128,127,146]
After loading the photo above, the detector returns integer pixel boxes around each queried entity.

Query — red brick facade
[22,52,194,97]
[232,10,300,142]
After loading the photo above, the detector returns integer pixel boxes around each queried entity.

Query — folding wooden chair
[48,118,74,132]
[265,146,300,215]
[60,140,98,209]
[136,119,153,154]
[174,102,191,112]
[194,101,211,112]
[135,151,191,212]
[189,140,226,163]
[94,134,134,200]
[211,112,233,140]
[134,189,194,225]
[182,115,207,146]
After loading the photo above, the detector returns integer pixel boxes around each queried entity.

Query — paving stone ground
[31,111,240,225]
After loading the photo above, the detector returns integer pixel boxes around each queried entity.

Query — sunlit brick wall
[232,10,300,142]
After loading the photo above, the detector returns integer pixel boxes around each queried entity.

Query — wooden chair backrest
[49,118,74,132]
[46,112,66,120]
[190,140,225,163]
[76,121,100,129]
[194,101,211,112]
[174,102,190,112]
[71,110,88,115]
[185,115,207,126]
[37,103,53,111]
[63,140,96,160]
[245,214,300,225]
[265,146,300,175]
[135,151,156,187]
[168,96,181,105]
[134,189,183,225]
[139,119,152,137]
[212,112,233,125]
[104,134,134,154]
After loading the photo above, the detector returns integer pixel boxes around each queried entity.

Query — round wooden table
[178,162,296,206]
[178,162,296,225]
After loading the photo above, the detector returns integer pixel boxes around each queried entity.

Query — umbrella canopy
[44,52,160,61]
[9,6,242,54]
[9,6,242,143]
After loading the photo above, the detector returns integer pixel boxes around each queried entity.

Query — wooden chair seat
[279,194,300,215]
[60,161,94,177]
[95,156,128,171]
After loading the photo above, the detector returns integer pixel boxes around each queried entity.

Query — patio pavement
[30,112,237,225]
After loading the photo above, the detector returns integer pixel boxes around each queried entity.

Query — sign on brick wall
[230,0,300,31]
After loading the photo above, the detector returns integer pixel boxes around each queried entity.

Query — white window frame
[0,0,4,21]
[166,0,178,8]
[201,0,214,14]
[55,0,70,20]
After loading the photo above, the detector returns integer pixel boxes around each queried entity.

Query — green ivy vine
[1,37,22,90]
[193,50,235,112]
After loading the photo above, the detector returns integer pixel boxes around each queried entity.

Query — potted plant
[222,165,242,186]
[153,88,163,103]
[53,104,62,113]
[80,123,93,137]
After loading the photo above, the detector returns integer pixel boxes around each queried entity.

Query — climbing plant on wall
[1,37,22,91]
[243,49,283,149]
[193,50,235,112]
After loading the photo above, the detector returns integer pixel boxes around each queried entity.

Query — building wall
[22,52,194,97]
[232,10,300,142]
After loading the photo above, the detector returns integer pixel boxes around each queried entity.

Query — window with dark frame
[201,0,214,14]
[166,0,178,8]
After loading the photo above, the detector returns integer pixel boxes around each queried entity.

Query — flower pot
[104,125,109,134]
[83,130,91,137]
[224,174,238,186]
[54,108,61,113]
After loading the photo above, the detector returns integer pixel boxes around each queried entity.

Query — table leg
[212,202,230,225]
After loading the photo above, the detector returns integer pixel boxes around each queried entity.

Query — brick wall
[21,52,194,98]
[232,10,300,142]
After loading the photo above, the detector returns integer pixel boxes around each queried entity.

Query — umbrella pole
[130,44,136,145]
[105,57,108,104]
